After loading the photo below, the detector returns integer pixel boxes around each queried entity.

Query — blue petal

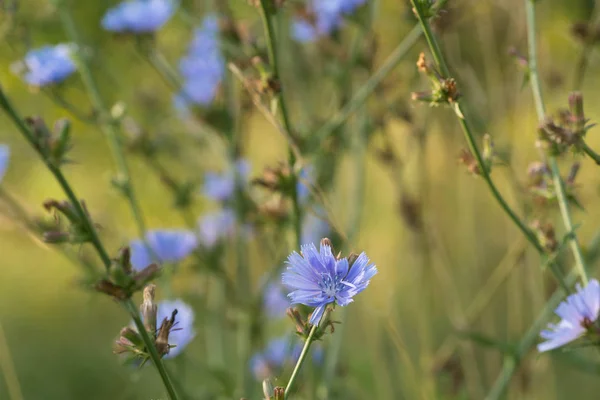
[0,145,9,183]
[129,239,153,271]
[309,304,328,325]
[156,299,196,358]
[17,44,76,86]
[101,0,175,33]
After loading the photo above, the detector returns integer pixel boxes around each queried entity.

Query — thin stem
[582,141,600,165]
[0,321,24,400]
[57,3,148,240]
[524,0,589,284]
[0,88,112,268]
[0,87,180,399]
[409,1,543,255]
[257,0,302,249]
[284,324,319,399]
[125,299,180,400]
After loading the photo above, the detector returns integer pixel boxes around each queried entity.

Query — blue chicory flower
[263,280,290,319]
[283,242,377,325]
[301,211,330,246]
[197,208,236,248]
[156,299,196,358]
[176,15,225,108]
[291,0,366,43]
[538,279,600,352]
[13,44,76,86]
[0,145,9,184]
[129,229,198,271]
[101,0,175,33]
[202,159,251,202]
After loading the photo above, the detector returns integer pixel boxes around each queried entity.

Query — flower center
[319,274,342,298]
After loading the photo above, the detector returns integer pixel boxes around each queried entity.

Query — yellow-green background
[1,0,600,399]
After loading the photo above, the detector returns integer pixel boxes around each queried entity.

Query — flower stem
[524,0,589,285]
[257,0,302,249]
[284,324,319,399]
[125,299,180,400]
[0,86,181,400]
[581,140,600,165]
[0,88,112,268]
[56,3,149,241]
[409,1,543,256]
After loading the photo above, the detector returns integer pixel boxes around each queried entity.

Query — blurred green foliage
[1,0,600,399]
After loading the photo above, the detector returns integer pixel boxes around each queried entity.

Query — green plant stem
[409,2,544,257]
[57,3,148,240]
[0,88,112,268]
[125,299,180,400]
[0,86,180,400]
[284,324,319,399]
[257,0,302,249]
[582,141,600,165]
[524,0,589,285]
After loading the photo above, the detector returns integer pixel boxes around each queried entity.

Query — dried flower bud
[262,379,274,400]
[531,220,558,253]
[568,91,585,132]
[320,237,333,252]
[458,149,480,175]
[156,309,178,356]
[140,284,157,337]
[417,52,430,74]
[273,387,285,400]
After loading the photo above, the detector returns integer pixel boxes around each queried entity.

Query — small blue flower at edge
[0,145,9,183]
[13,44,76,87]
[538,278,600,352]
[283,242,377,325]
[130,229,198,271]
[101,0,175,33]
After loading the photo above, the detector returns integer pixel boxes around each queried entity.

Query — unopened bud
[568,91,585,132]
[140,284,157,337]
[320,237,333,250]
[117,246,132,275]
[262,379,274,400]
[156,309,178,356]
[287,307,307,335]
[273,387,284,400]
[43,230,70,243]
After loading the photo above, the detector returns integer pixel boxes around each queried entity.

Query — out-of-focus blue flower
[202,159,251,202]
[130,229,198,271]
[538,279,600,352]
[101,0,175,33]
[197,208,236,248]
[176,15,225,108]
[13,44,76,86]
[0,145,9,184]
[156,299,196,358]
[291,0,366,43]
[250,336,323,380]
[263,280,290,319]
[296,166,313,202]
[301,211,330,246]
[283,242,377,325]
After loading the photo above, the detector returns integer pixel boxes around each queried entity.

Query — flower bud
[273,387,285,400]
[156,309,178,356]
[568,91,585,132]
[262,379,274,400]
[140,284,157,337]
[320,237,333,251]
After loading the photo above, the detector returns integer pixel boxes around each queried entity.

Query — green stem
[0,87,180,400]
[524,0,589,285]
[0,88,112,268]
[284,324,319,399]
[125,299,180,400]
[582,141,600,165]
[57,3,148,240]
[409,1,543,255]
[257,0,302,249]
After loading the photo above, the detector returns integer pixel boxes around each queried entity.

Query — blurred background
[1,0,600,399]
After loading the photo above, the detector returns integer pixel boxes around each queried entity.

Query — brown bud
[156,309,178,356]
[320,237,333,250]
[140,284,157,337]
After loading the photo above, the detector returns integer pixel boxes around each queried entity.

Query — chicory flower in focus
[130,229,198,271]
[176,15,225,108]
[538,279,600,352]
[0,145,9,183]
[291,0,367,43]
[12,44,76,86]
[156,299,196,358]
[283,241,377,325]
[101,0,175,33]
[202,160,251,202]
